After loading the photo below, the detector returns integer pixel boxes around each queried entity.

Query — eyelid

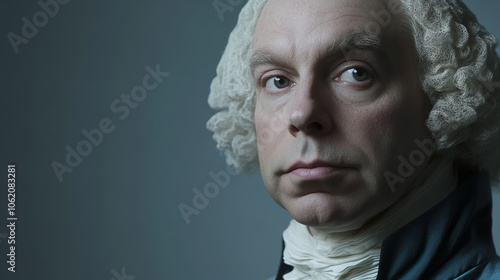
[255,63,299,83]
[333,62,376,86]
[259,70,294,88]
[334,61,374,77]
[258,73,295,95]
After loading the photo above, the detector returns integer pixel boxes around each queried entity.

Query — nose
[288,81,333,136]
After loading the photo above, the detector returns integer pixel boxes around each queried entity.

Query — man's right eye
[265,76,291,91]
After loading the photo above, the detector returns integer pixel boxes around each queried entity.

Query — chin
[284,192,366,233]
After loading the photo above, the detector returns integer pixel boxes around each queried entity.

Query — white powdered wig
[207,0,500,182]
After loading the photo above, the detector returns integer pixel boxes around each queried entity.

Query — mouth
[284,160,352,180]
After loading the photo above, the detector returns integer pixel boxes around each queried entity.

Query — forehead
[253,0,408,63]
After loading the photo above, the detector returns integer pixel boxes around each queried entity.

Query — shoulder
[455,255,500,280]
[480,256,500,278]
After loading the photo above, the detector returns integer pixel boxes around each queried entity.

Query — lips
[285,160,339,173]
[284,160,349,180]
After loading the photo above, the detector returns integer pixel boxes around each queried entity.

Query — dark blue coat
[274,168,500,279]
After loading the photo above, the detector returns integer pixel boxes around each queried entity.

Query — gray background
[0,1,498,280]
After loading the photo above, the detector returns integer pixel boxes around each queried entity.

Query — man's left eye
[339,68,370,83]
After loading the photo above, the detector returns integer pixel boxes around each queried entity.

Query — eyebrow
[250,32,385,74]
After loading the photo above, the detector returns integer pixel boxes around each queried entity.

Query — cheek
[254,103,292,189]
[345,103,399,152]
[254,108,281,198]
[254,106,277,173]
[254,105,288,154]
[254,108,272,155]
[346,92,428,177]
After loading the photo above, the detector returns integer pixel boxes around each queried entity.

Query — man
[207,0,500,279]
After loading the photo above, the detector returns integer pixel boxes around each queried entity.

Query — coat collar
[377,168,498,279]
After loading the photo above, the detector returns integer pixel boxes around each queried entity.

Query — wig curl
[207,0,500,181]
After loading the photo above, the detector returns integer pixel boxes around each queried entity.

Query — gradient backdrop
[1,1,499,279]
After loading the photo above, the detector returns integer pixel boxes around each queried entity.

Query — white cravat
[283,219,380,280]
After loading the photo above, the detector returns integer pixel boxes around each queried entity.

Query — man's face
[252,0,432,233]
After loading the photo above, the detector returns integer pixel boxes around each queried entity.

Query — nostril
[289,121,324,136]
[289,124,300,136]
[288,120,328,136]
[309,122,323,131]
